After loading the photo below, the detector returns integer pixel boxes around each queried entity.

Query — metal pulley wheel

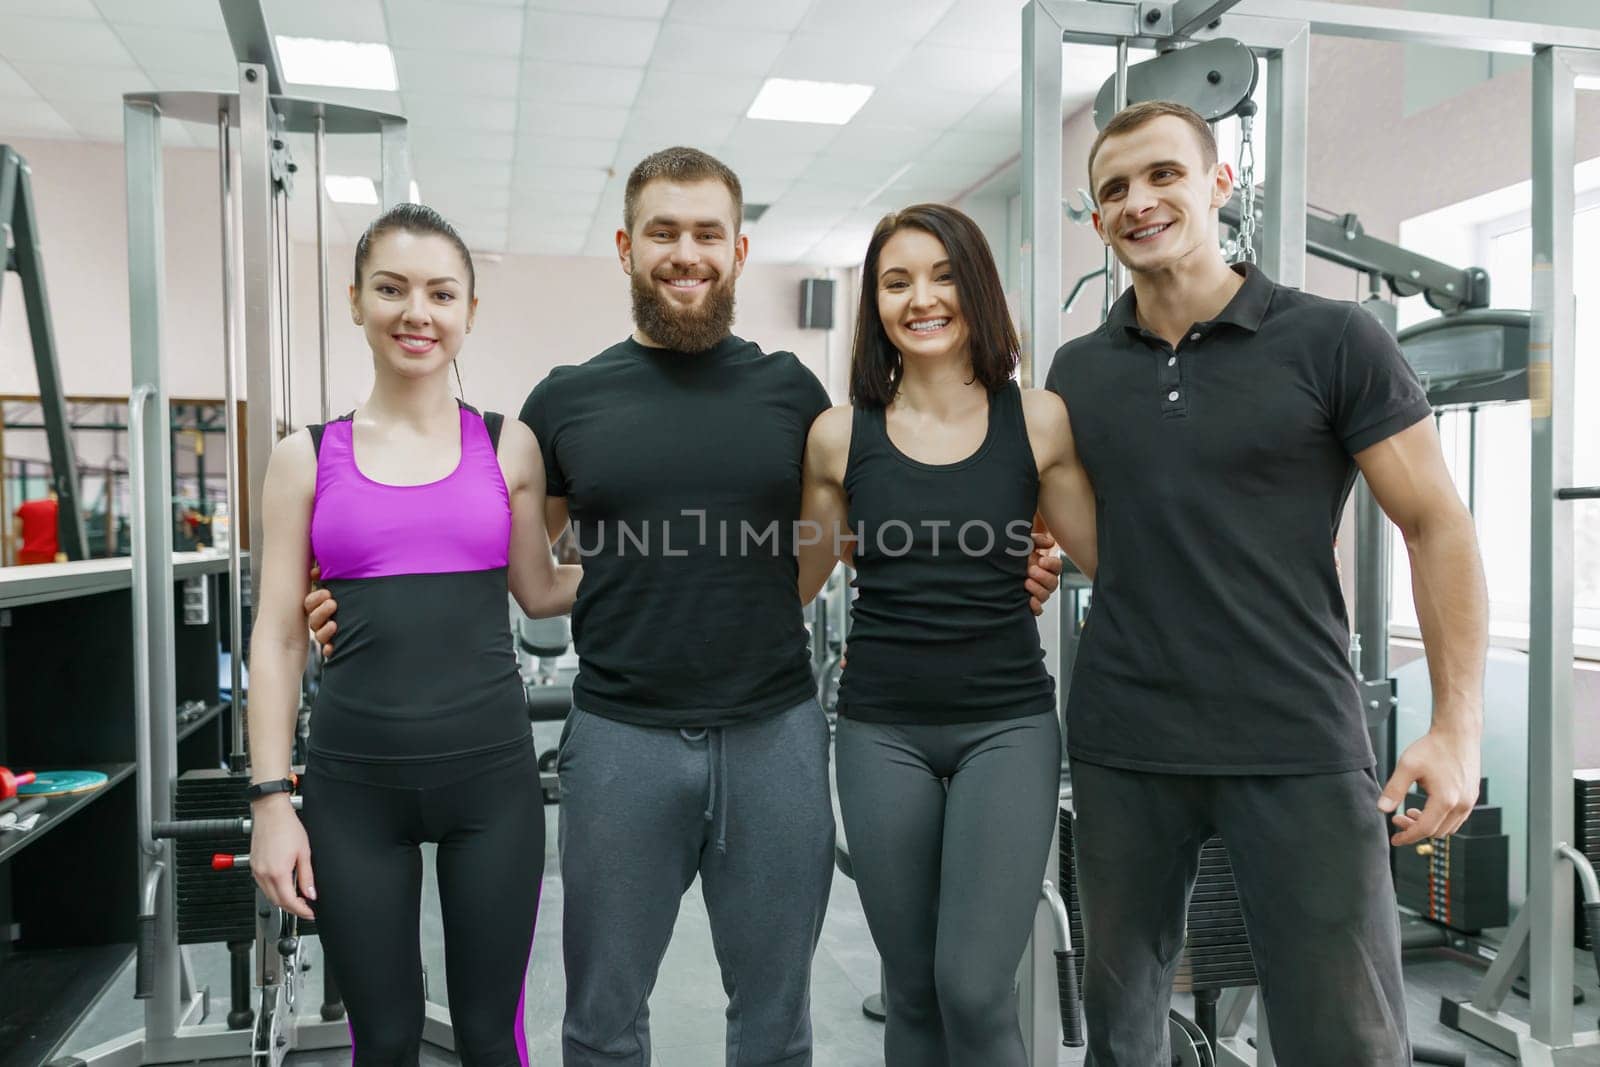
[1168,1010,1216,1067]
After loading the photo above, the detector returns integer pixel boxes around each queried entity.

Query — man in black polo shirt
[1046,102,1488,1063]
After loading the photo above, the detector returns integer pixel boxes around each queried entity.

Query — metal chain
[1235,112,1257,264]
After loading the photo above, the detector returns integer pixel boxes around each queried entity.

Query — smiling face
[349,229,476,381]
[617,177,748,353]
[875,226,968,366]
[1090,113,1232,276]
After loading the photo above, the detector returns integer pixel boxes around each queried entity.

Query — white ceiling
[0,0,1115,265]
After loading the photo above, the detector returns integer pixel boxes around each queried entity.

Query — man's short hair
[1087,101,1219,190]
[623,147,744,234]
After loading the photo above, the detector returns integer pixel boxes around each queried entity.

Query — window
[1392,164,1600,655]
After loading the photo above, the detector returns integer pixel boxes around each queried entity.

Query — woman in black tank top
[799,204,1097,1066]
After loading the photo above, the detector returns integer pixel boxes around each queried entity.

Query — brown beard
[630,264,736,353]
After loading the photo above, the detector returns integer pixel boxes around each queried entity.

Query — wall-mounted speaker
[799,278,835,330]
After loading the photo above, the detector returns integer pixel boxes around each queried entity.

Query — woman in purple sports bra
[244,203,578,1065]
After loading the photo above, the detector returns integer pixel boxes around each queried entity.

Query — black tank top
[836,381,1055,725]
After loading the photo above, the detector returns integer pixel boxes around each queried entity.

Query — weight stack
[1058,807,1258,993]
[173,769,317,943]
[1578,769,1600,951]
[1393,786,1509,934]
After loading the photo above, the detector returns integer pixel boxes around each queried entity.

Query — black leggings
[835,710,1061,1067]
[301,739,545,1066]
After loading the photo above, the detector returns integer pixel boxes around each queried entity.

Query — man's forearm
[1405,507,1488,733]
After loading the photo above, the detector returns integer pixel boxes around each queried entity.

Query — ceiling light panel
[385,0,525,56]
[276,36,397,91]
[746,79,873,126]
[522,11,660,68]
[521,60,644,108]
[326,175,379,204]
[0,14,136,66]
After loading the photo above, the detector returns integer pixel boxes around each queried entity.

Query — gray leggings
[835,710,1061,1067]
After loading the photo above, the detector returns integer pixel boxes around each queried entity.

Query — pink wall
[0,137,851,419]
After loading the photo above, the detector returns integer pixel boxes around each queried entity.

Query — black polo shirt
[1045,265,1432,774]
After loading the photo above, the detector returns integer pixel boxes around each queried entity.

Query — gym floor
[58,762,1600,1066]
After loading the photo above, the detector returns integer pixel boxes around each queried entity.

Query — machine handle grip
[1055,949,1085,1047]
[134,911,157,1000]
[153,817,249,839]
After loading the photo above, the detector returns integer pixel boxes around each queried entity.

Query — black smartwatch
[245,775,297,802]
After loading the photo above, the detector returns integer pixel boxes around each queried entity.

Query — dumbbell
[0,766,36,801]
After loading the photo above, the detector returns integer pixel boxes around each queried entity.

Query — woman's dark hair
[849,203,1018,408]
[353,202,475,299]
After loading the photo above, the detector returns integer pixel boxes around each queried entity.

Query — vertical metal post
[1021,4,1065,1060]
[380,118,411,210]
[239,63,275,619]
[275,186,293,434]
[1108,38,1131,310]
[315,112,331,423]
[218,108,247,769]
[124,94,180,1041]
[1259,26,1308,288]
[1527,43,1577,1047]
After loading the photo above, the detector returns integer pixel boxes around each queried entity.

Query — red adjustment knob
[211,853,247,871]
[0,767,36,800]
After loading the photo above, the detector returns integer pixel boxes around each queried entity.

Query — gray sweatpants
[556,698,835,1067]
[835,711,1062,1067]
[1069,759,1410,1066]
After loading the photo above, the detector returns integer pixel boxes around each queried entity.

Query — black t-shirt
[1045,265,1432,774]
[519,334,831,727]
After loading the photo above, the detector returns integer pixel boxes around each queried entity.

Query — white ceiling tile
[821,122,937,163]
[97,0,226,30]
[871,185,956,209]
[1062,42,1118,98]
[619,107,740,148]
[402,94,518,133]
[957,80,1021,135]
[849,85,976,128]
[752,201,849,232]
[0,14,136,66]
[667,0,814,31]
[115,24,235,79]
[636,69,761,115]
[511,163,612,194]
[516,136,618,171]
[0,96,74,137]
[394,50,520,98]
[710,144,816,183]
[770,33,912,86]
[408,129,515,162]
[0,0,97,16]
[143,67,234,92]
[527,0,669,15]
[888,158,1000,192]
[721,117,841,157]
[10,61,152,101]
[519,102,630,140]
[521,60,642,108]
[775,183,866,211]
[922,128,1017,165]
[510,230,588,256]
[648,22,787,77]
[515,189,601,220]
[739,174,794,205]
[800,153,914,191]
[522,11,658,68]
[431,182,513,214]
[797,0,957,41]
[42,98,121,141]
[0,56,38,97]
[261,0,387,40]
[415,156,515,187]
[883,43,1016,96]
[581,228,618,256]
[386,0,525,56]
[925,0,1025,54]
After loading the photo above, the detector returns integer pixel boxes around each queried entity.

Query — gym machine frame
[57,2,425,1063]
[1021,2,1600,1064]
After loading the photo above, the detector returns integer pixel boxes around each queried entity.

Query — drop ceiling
[0,0,1114,265]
